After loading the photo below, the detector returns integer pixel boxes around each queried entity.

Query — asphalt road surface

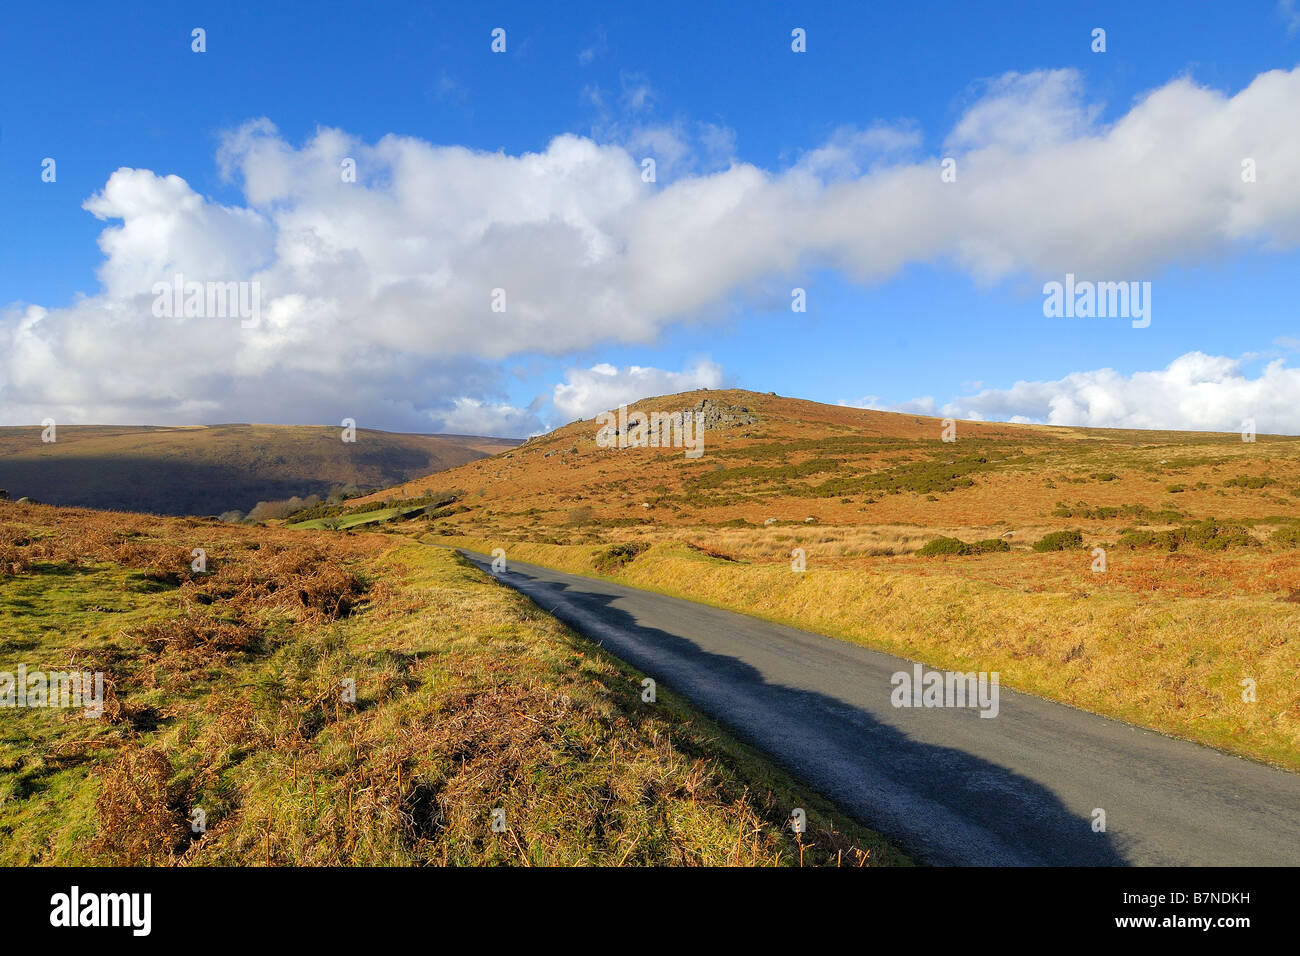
[459,549,1300,866]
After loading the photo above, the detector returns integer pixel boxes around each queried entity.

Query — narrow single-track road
[459,549,1300,866]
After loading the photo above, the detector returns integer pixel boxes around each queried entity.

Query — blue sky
[3,1,1300,434]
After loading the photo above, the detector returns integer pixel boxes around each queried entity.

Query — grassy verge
[290,504,426,530]
[0,503,902,866]
[438,534,1300,772]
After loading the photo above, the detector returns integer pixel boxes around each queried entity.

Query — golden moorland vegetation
[7,389,1297,863]
[340,389,1300,770]
[0,501,898,866]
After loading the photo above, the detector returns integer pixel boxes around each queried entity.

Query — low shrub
[1224,475,1274,489]
[1117,519,1259,552]
[916,536,968,556]
[1271,526,1300,548]
[1032,529,1083,552]
[1181,518,1256,551]
[1051,502,1184,522]
[916,536,1009,557]
[592,542,650,573]
[1116,529,1175,551]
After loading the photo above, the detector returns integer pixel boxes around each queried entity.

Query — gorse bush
[815,454,1002,498]
[1051,502,1184,522]
[1032,529,1084,552]
[1270,526,1300,548]
[916,536,1009,557]
[1224,475,1274,489]
[423,503,468,520]
[690,458,842,490]
[1116,519,1259,552]
[1050,502,1185,522]
[686,448,1022,500]
[592,541,650,573]
[1181,519,1256,550]
[916,536,967,556]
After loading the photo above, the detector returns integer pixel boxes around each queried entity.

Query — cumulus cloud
[793,123,923,180]
[438,397,543,437]
[552,360,723,421]
[846,352,1300,433]
[5,66,1300,429]
[945,70,1099,154]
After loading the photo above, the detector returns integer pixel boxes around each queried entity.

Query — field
[340,389,1300,770]
[0,501,900,866]
[353,389,1300,536]
[0,424,518,516]
[6,388,1298,863]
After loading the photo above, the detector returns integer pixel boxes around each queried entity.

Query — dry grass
[0,501,901,866]
[443,534,1300,771]
[322,389,1300,771]
[345,388,1300,538]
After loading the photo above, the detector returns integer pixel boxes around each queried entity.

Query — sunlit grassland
[289,504,427,530]
[0,504,901,866]
[347,389,1300,537]
[439,533,1300,771]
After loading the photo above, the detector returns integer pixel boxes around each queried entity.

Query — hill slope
[352,387,1300,539]
[340,388,1300,773]
[0,424,519,516]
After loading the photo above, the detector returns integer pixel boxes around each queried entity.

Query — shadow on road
[459,550,1128,866]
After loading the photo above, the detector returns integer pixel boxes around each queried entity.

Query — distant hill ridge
[347,387,1298,534]
[0,424,519,516]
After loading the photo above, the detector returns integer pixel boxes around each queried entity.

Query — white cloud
[1282,1,1300,38]
[619,72,656,113]
[793,123,923,180]
[841,395,940,417]
[83,167,275,300]
[586,71,738,182]
[945,70,1099,154]
[6,66,1300,428]
[577,28,607,66]
[438,397,541,437]
[552,360,723,421]
[847,351,1300,433]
